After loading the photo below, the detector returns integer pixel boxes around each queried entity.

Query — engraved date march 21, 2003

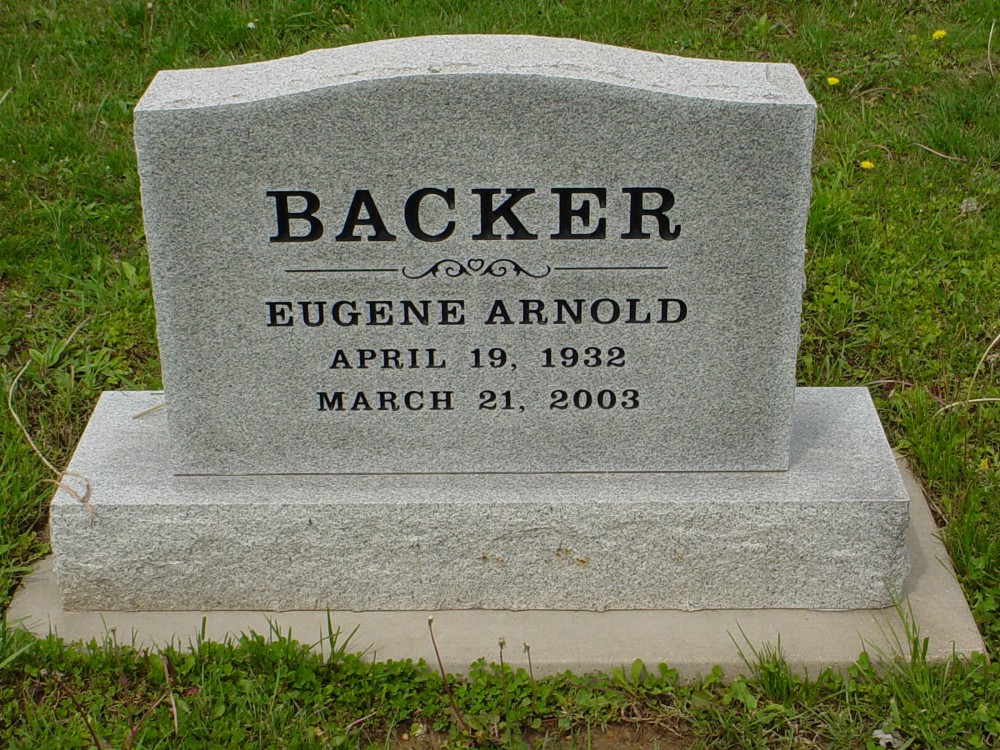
[315,388,640,413]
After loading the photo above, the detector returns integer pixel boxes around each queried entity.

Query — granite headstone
[49,37,910,611]
[133,36,815,475]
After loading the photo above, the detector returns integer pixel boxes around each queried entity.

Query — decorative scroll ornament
[402,258,552,280]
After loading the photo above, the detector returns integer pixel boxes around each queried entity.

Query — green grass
[2,0,999,747]
[2,620,1000,748]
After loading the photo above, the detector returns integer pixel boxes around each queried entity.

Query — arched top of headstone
[135,35,814,113]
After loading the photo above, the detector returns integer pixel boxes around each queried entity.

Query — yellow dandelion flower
[826,76,840,86]
[860,160,875,170]
[932,29,947,40]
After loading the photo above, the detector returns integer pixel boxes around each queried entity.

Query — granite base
[47,388,908,611]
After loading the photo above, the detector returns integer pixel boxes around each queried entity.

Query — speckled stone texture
[51,388,909,611]
[134,36,816,475]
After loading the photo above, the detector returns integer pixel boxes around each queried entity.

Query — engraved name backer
[266,186,681,243]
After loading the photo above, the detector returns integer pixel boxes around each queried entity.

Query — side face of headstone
[134,36,815,475]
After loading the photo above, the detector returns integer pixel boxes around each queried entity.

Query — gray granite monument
[50,36,909,611]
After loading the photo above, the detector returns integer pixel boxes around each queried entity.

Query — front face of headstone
[135,36,815,475]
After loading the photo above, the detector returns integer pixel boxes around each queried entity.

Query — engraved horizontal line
[174,469,769,478]
[285,268,400,274]
[552,265,671,272]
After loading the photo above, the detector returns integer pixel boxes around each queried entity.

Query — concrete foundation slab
[10,451,982,678]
